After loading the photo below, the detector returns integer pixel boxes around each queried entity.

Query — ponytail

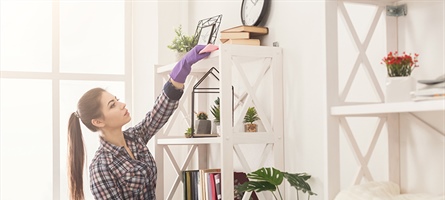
[67,87,105,200]
[67,112,85,200]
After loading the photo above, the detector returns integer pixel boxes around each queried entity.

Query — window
[0,1,130,199]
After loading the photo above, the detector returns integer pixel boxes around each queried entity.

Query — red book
[209,172,217,200]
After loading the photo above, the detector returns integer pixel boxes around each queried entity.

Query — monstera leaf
[236,167,283,199]
[283,172,317,196]
[236,167,316,200]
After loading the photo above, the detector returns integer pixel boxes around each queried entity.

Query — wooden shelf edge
[156,136,221,145]
[331,100,445,116]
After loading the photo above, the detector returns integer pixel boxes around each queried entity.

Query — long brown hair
[67,88,105,200]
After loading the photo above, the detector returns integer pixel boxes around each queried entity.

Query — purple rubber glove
[170,45,211,83]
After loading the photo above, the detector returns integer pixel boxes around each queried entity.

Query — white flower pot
[385,76,416,102]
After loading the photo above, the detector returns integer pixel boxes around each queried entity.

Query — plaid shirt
[89,81,182,200]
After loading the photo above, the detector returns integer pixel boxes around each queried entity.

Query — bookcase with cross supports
[153,44,284,200]
[325,1,445,199]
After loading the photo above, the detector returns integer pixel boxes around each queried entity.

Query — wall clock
[240,0,270,26]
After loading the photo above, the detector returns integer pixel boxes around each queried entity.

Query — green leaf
[236,181,277,193]
[247,167,283,186]
[283,172,317,196]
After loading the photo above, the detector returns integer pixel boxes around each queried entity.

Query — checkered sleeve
[124,81,182,144]
[90,163,123,200]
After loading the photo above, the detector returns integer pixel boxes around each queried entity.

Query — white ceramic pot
[385,76,416,102]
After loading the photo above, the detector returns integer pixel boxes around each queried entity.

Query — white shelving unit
[325,1,445,199]
[153,44,284,200]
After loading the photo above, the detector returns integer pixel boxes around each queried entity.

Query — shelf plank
[156,136,221,145]
[331,100,445,116]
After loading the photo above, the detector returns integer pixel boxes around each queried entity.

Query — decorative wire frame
[193,14,223,45]
[191,67,234,137]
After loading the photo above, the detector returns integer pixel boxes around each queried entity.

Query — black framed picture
[196,24,215,45]
[193,14,222,45]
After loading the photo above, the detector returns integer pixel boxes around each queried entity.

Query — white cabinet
[325,1,445,199]
[153,44,284,200]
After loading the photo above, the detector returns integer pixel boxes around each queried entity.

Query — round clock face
[241,0,270,26]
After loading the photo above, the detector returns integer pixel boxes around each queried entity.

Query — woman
[67,44,215,200]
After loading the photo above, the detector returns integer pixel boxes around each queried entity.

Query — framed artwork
[196,24,215,45]
[193,14,222,45]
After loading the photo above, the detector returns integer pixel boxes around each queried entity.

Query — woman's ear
[91,118,105,128]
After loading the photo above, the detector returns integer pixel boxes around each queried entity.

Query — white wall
[397,1,444,195]
[133,1,444,199]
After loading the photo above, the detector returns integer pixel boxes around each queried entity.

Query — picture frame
[196,24,215,45]
[193,14,222,45]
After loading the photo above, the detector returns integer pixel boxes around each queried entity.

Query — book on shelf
[209,172,217,200]
[185,171,192,200]
[221,39,260,46]
[183,169,260,200]
[220,32,250,41]
[199,169,221,200]
[214,173,222,200]
[412,88,445,101]
[182,170,200,200]
[221,25,268,35]
[234,172,259,200]
[413,88,445,96]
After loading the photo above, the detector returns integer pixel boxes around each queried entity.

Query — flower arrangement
[381,51,419,77]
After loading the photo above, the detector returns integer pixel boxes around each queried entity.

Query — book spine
[214,173,222,200]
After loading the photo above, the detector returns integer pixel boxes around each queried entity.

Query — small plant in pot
[195,112,211,134]
[210,97,220,133]
[243,107,260,132]
[167,25,197,60]
[184,127,193,138]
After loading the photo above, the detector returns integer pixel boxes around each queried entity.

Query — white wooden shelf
[326,1,444,199]
[331,100,445,116]
[157,137,221,145]
[154,44,284,200]
[157,132,278,145]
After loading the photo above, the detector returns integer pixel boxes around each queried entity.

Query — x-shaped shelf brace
[339,116,386,184]
[338,2,385,103]
[230,55,274,133]
[163,145,198,199]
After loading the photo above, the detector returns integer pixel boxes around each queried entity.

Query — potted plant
[381,51,419,102]
[195,111,211,134]
[243,107,260,132]
[184,127,192,138]
[236,167,317,200]
[210,97,220,133]
[167,25,197,60]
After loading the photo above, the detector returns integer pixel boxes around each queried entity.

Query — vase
[385,76,416,102]
[244,124,258,132]
[212,120,221,134]
[195,120,211,134]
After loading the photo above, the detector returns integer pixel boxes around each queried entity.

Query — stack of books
[412,74,445,101]
[219,25,268,46]
[182,169,258,200]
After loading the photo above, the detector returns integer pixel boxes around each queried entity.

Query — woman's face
[98,91,131,129]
